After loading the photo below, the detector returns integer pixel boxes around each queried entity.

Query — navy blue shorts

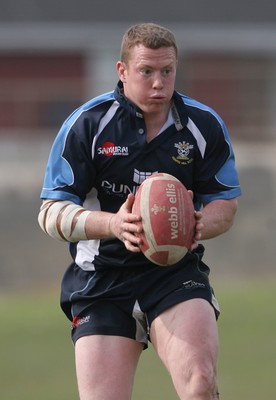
[60,245,220,348]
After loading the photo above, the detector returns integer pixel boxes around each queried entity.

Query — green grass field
[1,279,276,399]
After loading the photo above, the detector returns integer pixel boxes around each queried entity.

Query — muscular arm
[85,196,238,252]
[85,194,142,252]
[194,198,238,244]
[38,194,142,252]
[39,194,237,253]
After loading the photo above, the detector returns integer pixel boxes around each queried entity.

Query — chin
[146,104,168,114]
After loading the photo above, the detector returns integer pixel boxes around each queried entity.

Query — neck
[144,106,172,142]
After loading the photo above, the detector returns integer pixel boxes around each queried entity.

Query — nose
[152,72,164,90]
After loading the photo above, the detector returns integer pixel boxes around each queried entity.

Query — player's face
[117,45,177,116]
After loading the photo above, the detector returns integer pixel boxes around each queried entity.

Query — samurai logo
[98,142,129,157]
[172,141,194,165]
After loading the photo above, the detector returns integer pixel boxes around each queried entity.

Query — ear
[116,61,127,82]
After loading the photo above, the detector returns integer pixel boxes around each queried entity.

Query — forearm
[38,195,141,249]
[38,199,114,242]
[200,198,238,240]
[84,211,115,239]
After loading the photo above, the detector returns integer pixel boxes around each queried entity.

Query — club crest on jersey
[172,141,194,165]
[97,141,129,157]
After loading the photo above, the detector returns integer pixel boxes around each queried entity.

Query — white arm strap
[38,199,91,242]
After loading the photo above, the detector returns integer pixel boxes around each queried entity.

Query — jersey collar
[114,81,188,130]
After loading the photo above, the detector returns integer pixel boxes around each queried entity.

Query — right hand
[109,194,143,253]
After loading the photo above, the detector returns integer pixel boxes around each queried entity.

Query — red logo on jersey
[72,315,90,329]
[97,142,129,157]
[101,142,116,156]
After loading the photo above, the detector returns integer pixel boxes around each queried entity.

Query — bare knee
[186,364,218,399]
[169,359,219,400]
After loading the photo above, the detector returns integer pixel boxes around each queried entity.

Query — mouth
[150,95,166,101]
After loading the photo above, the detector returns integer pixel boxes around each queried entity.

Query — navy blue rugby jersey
[40,81,241,270]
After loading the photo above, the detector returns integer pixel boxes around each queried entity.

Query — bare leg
[150,299,219,400]
[75,335,143,400]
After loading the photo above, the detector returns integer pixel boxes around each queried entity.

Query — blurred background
[1,1,276,399]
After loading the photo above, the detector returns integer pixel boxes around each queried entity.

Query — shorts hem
[147,288,219,328]
[72,328,148,349]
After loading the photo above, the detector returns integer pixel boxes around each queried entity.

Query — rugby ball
[132,172,195,266]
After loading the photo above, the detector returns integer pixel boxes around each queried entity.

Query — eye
[162,68,173,76]
[140,68,152,76]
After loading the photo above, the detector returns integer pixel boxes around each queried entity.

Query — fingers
[122,193,136,213]
[123,238,142,253]
[187,189,194,200]
[189,210,203,250]
[194,211,203,239]
[120,219,143,250]
[112,194,143,252]
[121,233,142,253]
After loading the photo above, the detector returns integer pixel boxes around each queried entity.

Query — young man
[38,23,241,400]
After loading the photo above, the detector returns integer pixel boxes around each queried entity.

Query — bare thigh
[75,335,143,400]
[150,299,219,398]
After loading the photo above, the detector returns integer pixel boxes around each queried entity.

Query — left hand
[190,210,203,251]
[187,190,203,251]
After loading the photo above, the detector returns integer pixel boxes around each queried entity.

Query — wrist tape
[38,200,91,242]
